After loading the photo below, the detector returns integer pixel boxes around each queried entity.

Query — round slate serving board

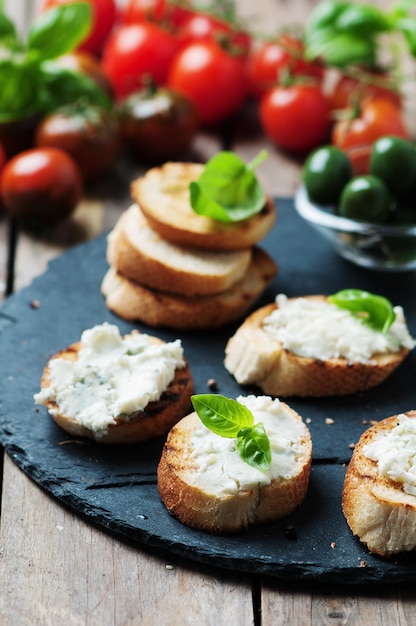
[1,197,416,584]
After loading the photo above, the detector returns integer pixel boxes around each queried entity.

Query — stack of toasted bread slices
[101,162,277,330]
[343,410,416,556]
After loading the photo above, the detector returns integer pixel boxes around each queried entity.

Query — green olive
[303,145,352,205]
[339,175,393,222]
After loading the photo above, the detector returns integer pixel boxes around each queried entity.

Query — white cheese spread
[363,414,416,496]
[34,323,185,437]
[262,294,415,363]
[189,395,309,496]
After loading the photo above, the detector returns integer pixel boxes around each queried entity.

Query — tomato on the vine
[176,12,251,59]
[35,102,120,182]
[123,0,193,30]
[42,0,117,55]
[101,22,179,99]
[330,70,402,111]
[332,96,409,174]
[259,81,330,153]
[118,84,198,162]
[247,34,324,99]
[168,41,247,125]
[0,147,82,223]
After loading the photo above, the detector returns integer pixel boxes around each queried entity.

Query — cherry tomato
[259,82,330,153]
[176,12,251,59]
[118,85,198,162]
[53,51,113,98]
[332,96,409,174]
[168,41,247,125]
[330,70,402,111]
[247,34,324,99]
[42,0,117,55]
[101,23,179,100]
[123,0,193,30]
[35,102,120,182]
[1,148,82,223]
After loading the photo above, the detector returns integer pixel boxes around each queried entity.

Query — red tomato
[123,0,193,29]
[259,82,331,153]
[42,0,117,55]
[35,103,120,182]
[332,97,409,174]
[0,148,82,223]
[176,12,251,59]
[0,144,6,175]
[101,23,179,99]
[330,71,402,111]
[247,35,324,99]
[168,41,248,125]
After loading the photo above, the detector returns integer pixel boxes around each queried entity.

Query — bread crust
[107,205,252,296]
[157,404,312,534]
[101,247,277,330]
[131,161,276,250]
[224,298,411,397]
[342,411,416,557]
[40,334,193,444]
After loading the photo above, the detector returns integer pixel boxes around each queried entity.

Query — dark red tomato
[35,102,120,182]
[123,0,193,29]
[259,82,331,153]
[101,23,179,99]
[330,70,402,111]
[118,85,198,162]
[176,12,251,59]
[0,144,6,174]
[53,51,113,98]
[0,148,82,223]
[247,35,324,99]
[168,41,248,125]
[42,0,117,55]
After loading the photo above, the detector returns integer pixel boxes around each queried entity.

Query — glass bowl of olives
[294,139,416,271]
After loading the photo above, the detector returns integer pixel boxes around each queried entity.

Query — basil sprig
[0,3,111,123]
[328,289,396,333]
[189,150,267,223]
[304,0,416,69]
[191,394,272,472]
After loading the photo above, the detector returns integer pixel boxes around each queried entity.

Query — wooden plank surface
[1,0,416,624]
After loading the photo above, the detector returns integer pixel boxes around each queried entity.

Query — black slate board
[1,197,416,585]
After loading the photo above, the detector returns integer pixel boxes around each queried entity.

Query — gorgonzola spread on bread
[262,294,415,363]
[189,395,308,495]
[363,414,416,496]
[34,323,185,435]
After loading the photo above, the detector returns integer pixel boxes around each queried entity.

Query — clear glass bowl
[294,185,416,272]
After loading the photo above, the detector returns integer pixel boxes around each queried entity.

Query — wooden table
[1,1,416,623]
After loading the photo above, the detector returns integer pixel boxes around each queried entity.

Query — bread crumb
[207,378,218,391]
[359,560,367,568]
[30,300,40,309]
[370,420,378,425]
[325,418,334,425]
[330,542,336,549]
[305,417,312,424]
[165,564,174,570]
[362,420,368,425]
[348,443,356,449]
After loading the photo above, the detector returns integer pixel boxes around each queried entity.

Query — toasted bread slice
[107,205,252,296]
[101,247,277,330]
[224,298,412,397]
[157,396,312,534]
[131,161,276,250]
[342,411,416,557]
[36,328,193,444]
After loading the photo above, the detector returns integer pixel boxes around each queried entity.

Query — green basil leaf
[237,423,272,471]
[306,31,377,67]
[27,3,92,60]
[0,12,18,45]
[306,1,350,35]
[0,56,42,121]
[396,17,416,56]
[189,150,267,223]
[327,289,396,333]
[191,394,254,438]
[336,5,393,34]
[40,63,112,113]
